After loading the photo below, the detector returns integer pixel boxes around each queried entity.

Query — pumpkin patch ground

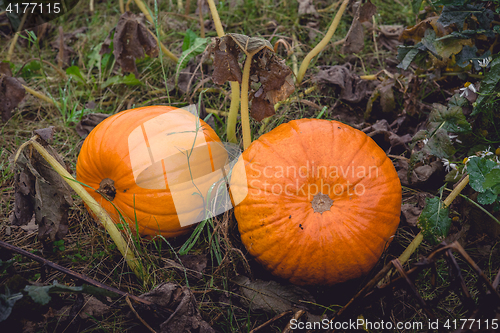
[2,0,500,331]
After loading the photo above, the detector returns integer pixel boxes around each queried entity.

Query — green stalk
[207,0,224,36]
[296,0,349,85]
[227,82,240,143]
[241,55,253,149]
[206,0,241,144]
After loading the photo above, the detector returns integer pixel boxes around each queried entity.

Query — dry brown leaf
[257,56,292,91]
[211,37,242,85]
[342,1,377,54]
[0,62,12,76]
[138,283,215,333]
[34,126,56,143]
[266,73,295,104]
[50,26,75,68]
[378,25,404,51]
[251,87,276,122]
[11,134,73,245]
[226,33,274,56]
[400,16,451,42]
[75,113,110,138]
[401,203,422,227]
[102,12,159,76]
[164,254,208,280]
[313,64,369,103]
[0,74,25,122]
[297,0,318,16]
[233,276,315,314]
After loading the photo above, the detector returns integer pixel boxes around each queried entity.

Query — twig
[282,310,305,333]
[119,0,125,13]
[451,242,500,300]
[126,296,158,333]
[249,310,293,333]
[0,240,152,307]
[392,259,436,319]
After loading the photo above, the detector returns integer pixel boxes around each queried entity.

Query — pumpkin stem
[97,178,117,201]
[311,192,333,214]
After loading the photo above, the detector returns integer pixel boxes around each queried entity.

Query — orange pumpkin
[76,106,227,238]
[230,119,402,285]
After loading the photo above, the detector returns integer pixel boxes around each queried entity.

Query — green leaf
[66,66,86,85]
[182,29,199,52]
[428,103,471,133]
[175,37,210,86]
[433,0,469,5]
[20,60,41,79]
[411,0,423,15]
[0,288,23,322]
[466,157,497,192]
[418,197,452,245]
[455,45,477,67]
[476,8,494,30]
[477,189,498,205]
[397,45,424,70]
[473,56,500,115]
[438,5,480,30]
[484,169,500,195]
[436,29,495,40]
[23,281,118,306]
[421,30,440,59]
[25,282,83,305]
[87,44,102,72]
[448,94,468,107]
[423,128,456,159]
[101,52,113,71]
[101,73,142,89]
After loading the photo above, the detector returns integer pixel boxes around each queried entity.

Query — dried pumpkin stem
[443,175,469,208]
[25,139,144,280]
[207,0,224,37]
[227,82,240,143]
[147,28,179,63]
[6,11,28,62]
[206,0,241,144]
[296,0,349,85]
[241,55,253,149]
[22,84,62,109]
[132,0,154,24]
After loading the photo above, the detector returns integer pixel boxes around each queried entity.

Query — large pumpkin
[76,106,228,238]
[230,119,402,285]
